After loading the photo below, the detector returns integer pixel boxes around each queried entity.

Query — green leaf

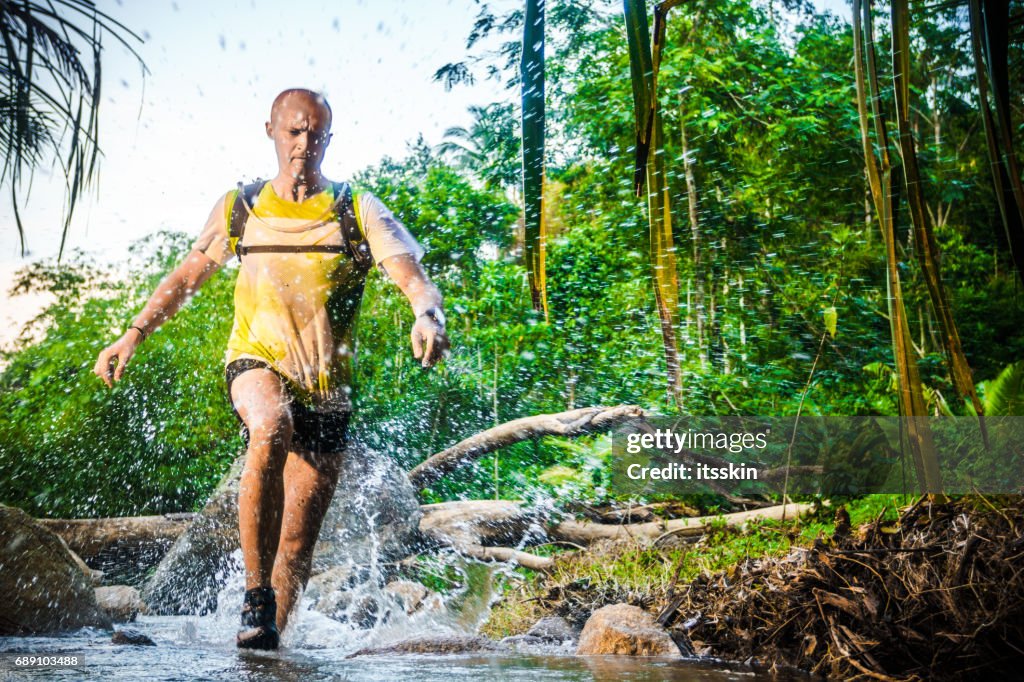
[980,361,1024,416]
[823,306,838,338]
[538,465,580,486]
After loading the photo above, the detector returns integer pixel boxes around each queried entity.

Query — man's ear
[265,121,273,138]
[325,132,334,147]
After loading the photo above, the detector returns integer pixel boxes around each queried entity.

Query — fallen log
[37,514,195,583]
[419,499,540,546]
[408,405,647,490]
[548,503,813,546]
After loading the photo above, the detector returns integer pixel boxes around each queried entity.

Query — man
[93,89,449,650]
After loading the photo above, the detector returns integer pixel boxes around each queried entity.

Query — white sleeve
[356,191,425,265]
[191,191,234,266]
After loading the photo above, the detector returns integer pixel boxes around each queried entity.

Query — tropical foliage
[0,0,144,257]
[1,0,1022,515]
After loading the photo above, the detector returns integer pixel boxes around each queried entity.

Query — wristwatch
[418,307,446,328]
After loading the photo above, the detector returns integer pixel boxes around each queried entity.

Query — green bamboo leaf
[521,0,547,318]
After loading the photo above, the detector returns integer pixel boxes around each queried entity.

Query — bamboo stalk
[891,0,985,420]
[521,0,548,319]
[853,0,942,494]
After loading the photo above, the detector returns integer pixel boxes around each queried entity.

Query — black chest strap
[228,180,372,272]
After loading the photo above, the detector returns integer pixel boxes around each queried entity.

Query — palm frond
[1,0,145,259]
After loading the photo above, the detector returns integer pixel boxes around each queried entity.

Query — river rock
[347,634,500,657]
[0,504,112,635]
[112,627,156,646]
[311,442,423,574]
[576,604,681,656]
[140,454,246,614]
[142,442,421,615]
[95,585,148,622]
[528,615,578,642]
[306,567,381,627]
[383,580,435,615]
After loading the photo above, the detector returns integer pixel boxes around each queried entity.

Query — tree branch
[408,405,647,489]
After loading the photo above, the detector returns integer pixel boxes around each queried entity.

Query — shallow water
[3,524,772,681]
[0,622,763,682]
[1,594,770,682]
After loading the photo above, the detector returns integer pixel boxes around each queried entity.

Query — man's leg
[272,445,343,634]
[229,369,294,592]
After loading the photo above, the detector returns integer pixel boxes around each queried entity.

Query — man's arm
[379,254,449,368]
[93,249,221,388]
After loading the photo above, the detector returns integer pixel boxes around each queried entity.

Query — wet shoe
[236,586,280,650]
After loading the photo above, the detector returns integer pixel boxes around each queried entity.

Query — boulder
[306,566,381,628]
[383,580,434,615]
[95,585,148,623]
[311,442,423,574]
[0,504,112,635]
[140,454,246,614]
[142,442,421,615]
[576,604,680,656]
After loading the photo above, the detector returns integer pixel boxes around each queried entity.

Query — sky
[0,0,512,264]
[0,0,850,344]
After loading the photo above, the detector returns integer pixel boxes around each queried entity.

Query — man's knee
[246,410,294,451]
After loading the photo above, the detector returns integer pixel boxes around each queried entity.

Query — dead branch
[408,405,647,490]
[452,543,555,572]
[549,503,813,546]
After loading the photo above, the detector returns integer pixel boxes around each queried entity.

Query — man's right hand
[93,328,144,388]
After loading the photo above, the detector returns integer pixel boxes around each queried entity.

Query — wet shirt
[192,182,423,411]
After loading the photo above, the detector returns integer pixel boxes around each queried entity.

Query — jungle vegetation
[1,0,1022,517]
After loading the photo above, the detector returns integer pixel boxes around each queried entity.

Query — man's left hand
[411,312,449,368]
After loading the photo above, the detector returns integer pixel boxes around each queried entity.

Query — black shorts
[225,358,350,454]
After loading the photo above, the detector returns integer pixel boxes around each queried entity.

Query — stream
[1,557,772,681]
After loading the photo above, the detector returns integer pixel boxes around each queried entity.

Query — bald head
[266,88,334,183]
[270,88,332,130]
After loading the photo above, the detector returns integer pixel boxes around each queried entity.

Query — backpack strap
[332,181,373,272]
[229,179,372,269]
[229,180,266,258]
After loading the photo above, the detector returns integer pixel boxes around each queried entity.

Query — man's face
[266,93,332,179]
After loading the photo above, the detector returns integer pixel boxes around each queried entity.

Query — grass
[480,494,910,639]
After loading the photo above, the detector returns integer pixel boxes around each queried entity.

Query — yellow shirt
[192,182,424,410]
